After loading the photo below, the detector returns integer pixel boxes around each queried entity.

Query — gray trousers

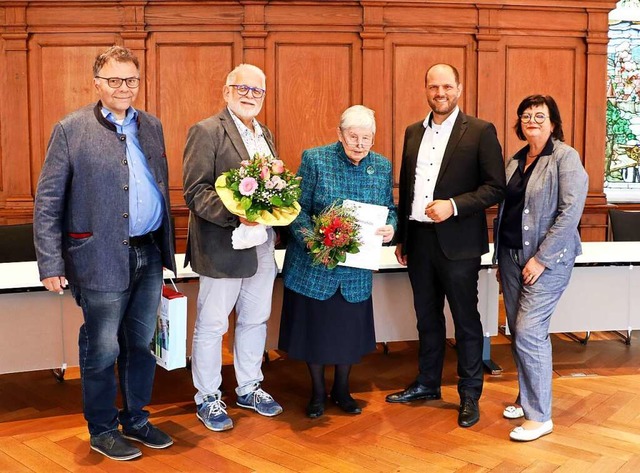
[498,245,574,422]
[191,230,277,404]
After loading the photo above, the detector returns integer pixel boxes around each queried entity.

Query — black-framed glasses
[229,84,265,99]
[95,76,140,89]
[341,130,374,148]
[520,113,548,124]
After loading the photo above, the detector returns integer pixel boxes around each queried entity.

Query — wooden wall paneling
[266,32,362,172]
[476,6,506,144]
[0,34,5,203]
[387,34,474,187]
[144,1,243,32]
[265,2,361,32]
[361,3,389,162]
[145,32,242,210]
[583,9,611,197]
[24,3,124,32]
[580,9,613,241]
[503,38,585,161]
[27,35,118,198]
[1,5,31,216]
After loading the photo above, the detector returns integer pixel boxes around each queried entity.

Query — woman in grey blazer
[494,95,588,442]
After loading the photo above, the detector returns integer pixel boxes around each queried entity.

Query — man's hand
[239,217,259,226]
[395,243,407,266]
[425,200,453,223]
[42,276,68,295]
[375,225,395,243]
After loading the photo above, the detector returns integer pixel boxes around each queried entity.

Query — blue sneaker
[236,386,283,417]
[196,394,233,432]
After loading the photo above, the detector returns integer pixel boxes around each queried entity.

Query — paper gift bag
[151,283,187,370]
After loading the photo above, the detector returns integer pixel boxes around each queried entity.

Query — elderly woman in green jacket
[278,105,397,418]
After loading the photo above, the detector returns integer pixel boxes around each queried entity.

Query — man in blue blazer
[34,46,176,460]
[386,64,506,428]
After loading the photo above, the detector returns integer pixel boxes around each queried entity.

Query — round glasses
[341,130,374,148]
[229,84,265,99]
[520,113,548,124]
[95,76,140,89]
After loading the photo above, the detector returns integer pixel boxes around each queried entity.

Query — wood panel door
[146,31,243,207]
[265,32,362,171]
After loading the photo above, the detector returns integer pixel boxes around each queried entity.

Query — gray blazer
[494,139,588,270]
[182,108,277,278]
[34,102,176,291]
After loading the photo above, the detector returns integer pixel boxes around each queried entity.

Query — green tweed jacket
[282,142,397,303]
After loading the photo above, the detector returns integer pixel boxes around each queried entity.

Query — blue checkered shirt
[283,142,398,302]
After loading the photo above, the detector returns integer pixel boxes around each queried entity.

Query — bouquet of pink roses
[215,152,302,225]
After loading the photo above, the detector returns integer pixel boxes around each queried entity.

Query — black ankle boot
[329,392,362,414]
[306,398,325,418]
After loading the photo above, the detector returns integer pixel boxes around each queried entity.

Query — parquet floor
[2,329,640,472]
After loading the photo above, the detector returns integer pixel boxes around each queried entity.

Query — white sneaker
[503,405,524,419]
[510,420,553,441]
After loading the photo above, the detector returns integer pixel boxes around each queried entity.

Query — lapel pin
[366,165,375,175]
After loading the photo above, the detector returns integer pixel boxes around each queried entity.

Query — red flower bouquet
[302,202,361,269]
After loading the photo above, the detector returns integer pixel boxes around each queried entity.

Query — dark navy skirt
[278,287,376,365]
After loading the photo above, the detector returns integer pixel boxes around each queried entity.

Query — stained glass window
[607,0,640,201]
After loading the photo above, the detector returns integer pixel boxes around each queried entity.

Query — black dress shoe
[329,394,362,414]
[385,381,441,403]
[306,399,325,418]
[458,397,480,427]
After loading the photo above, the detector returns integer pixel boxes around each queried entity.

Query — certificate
[339,199,389,270]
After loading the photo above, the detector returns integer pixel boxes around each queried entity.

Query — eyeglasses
[229,84,265,99]
[341,131,374,148]
[95,76,140,89]
[520,113,548,124]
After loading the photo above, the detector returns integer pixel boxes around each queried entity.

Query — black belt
[129,231,158,247]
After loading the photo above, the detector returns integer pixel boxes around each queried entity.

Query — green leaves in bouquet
[240,196,252,211]
[270,195,284,207]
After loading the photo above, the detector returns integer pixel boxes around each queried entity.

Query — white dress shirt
[410,107,460,222]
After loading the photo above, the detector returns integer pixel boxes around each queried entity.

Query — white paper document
[339,199,389,271]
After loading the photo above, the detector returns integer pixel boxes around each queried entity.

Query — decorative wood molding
[0,0,621,244]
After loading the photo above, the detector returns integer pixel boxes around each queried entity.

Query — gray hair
[339,105,376,134]
[226,64,266,87]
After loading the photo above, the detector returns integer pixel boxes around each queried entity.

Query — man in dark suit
[34,46,176,460]
[183,64,283,433]
[386,63,505,428]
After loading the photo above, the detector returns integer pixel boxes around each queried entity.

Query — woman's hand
[522,257,546,286]
[376,225,395,243]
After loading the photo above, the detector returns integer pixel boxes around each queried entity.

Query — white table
[2,242,639,375]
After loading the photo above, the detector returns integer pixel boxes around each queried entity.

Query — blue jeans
[71,243,162,435]
[498,245,574,422]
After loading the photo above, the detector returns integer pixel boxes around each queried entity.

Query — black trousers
[406,222,483,400]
